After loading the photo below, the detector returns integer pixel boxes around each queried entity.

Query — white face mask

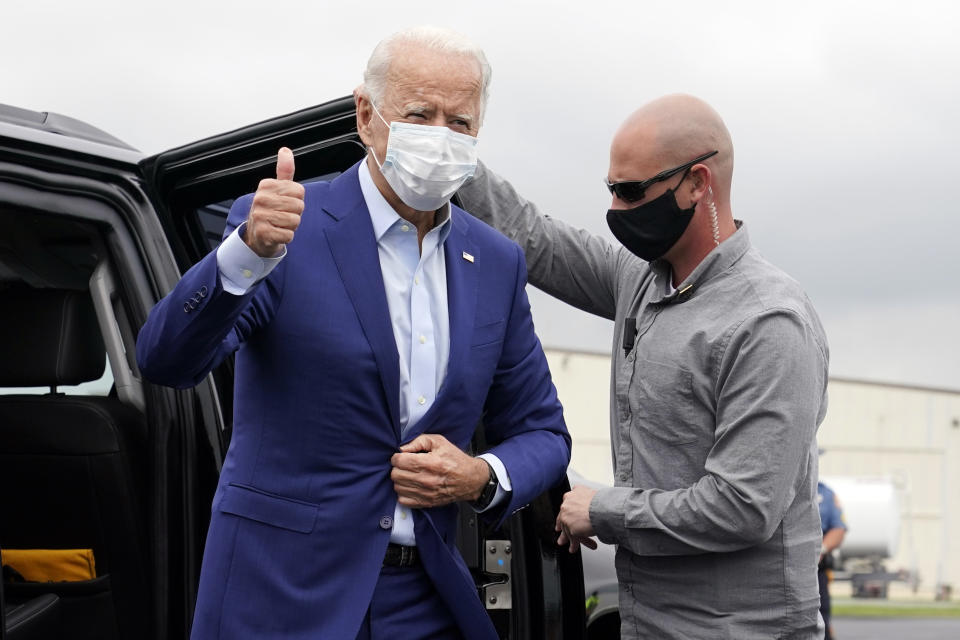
[368,103,479,211]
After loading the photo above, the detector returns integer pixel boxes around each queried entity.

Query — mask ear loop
[707,186,720,246]
[368,144,384,170]
[366,100,391,169]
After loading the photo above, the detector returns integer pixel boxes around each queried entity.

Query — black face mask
[605,187,696,261]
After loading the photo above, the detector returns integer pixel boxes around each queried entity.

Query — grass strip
[834,603,960,619]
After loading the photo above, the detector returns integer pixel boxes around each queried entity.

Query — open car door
[138,95,586,639]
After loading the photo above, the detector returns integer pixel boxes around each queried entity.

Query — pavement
[832,616,960,639]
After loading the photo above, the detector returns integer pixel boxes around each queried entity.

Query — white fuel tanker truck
[819,476,906,597]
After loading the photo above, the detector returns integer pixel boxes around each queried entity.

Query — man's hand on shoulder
[245,147,306,258]
[390,434,489,508]
[556,485,599,553]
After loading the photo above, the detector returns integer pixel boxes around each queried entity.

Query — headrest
[0,289,105,387]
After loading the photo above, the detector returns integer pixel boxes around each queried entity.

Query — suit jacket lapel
[403,207,478,442]
[322,164,402,439]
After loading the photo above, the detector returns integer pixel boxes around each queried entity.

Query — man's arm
[589,309,828,554]
[136,149,302,388]
[457,161,626,321]
[135,196,285,388]
[822,527,846,557]
[478,243,572,523]
[389,244,570,515]
[821,492,847,559]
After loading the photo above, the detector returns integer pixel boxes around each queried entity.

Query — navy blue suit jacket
[136,162,570,639]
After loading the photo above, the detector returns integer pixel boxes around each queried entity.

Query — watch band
[470,459,499,511]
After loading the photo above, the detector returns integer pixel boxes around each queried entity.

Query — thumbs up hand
[244,147,306,257]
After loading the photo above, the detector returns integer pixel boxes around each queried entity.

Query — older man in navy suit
[136,26,570,640]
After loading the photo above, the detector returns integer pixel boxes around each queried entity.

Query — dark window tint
[194,171,343,251]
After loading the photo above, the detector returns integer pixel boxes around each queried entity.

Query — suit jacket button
[379,516,393,530]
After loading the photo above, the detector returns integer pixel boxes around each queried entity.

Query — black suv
[0,98,588,640]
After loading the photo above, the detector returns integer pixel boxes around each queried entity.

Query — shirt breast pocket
[630,358,703,445]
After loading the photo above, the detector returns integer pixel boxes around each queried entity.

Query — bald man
[457,95,829,639]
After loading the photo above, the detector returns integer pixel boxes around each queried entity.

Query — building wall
[818,378,960,595]
[545,350,614,484]
[544,348,960,594]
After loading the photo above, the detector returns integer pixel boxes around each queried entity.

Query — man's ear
[355,88,374,146]
[688,164,711,203]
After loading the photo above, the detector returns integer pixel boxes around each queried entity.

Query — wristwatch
[470,459,499,511]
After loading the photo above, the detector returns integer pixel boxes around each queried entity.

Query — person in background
[818,479,848,640]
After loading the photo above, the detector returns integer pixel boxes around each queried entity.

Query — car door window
[194,172,343,250]
[0,358,114,396]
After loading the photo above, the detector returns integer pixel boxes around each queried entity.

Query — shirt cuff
[216,223,286,296]
[474,453,512,513]
[589,486,631,545]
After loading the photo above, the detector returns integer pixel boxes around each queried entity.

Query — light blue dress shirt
[216,160,510,546]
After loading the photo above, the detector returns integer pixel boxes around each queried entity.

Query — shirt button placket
[409,262,435,426]
[615,320,643,486]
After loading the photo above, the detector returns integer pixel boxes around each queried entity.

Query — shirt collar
[649,220,750,304]
[357,159,452,244]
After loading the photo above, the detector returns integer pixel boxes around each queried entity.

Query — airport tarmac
[833,616,960,639]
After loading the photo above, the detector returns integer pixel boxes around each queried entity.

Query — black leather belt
[383,543,419,568]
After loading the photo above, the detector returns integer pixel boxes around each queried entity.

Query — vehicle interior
[0,207,154,640]
[0,98,585,639]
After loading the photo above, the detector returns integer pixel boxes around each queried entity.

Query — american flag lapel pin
[462,251,475,263]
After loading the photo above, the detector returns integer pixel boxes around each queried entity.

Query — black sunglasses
[604,150,719,204]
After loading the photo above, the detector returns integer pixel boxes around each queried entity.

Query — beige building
[545,348,960,596]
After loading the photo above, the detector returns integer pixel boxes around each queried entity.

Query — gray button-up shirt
[458,163,829,639]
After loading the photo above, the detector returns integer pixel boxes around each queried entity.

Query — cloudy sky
[3,0,958,389]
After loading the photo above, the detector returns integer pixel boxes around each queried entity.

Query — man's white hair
[362,25,492,123]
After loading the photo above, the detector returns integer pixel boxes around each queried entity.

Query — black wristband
[470,459,499,511]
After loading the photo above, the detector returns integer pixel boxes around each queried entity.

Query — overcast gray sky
[3,0,958,388]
